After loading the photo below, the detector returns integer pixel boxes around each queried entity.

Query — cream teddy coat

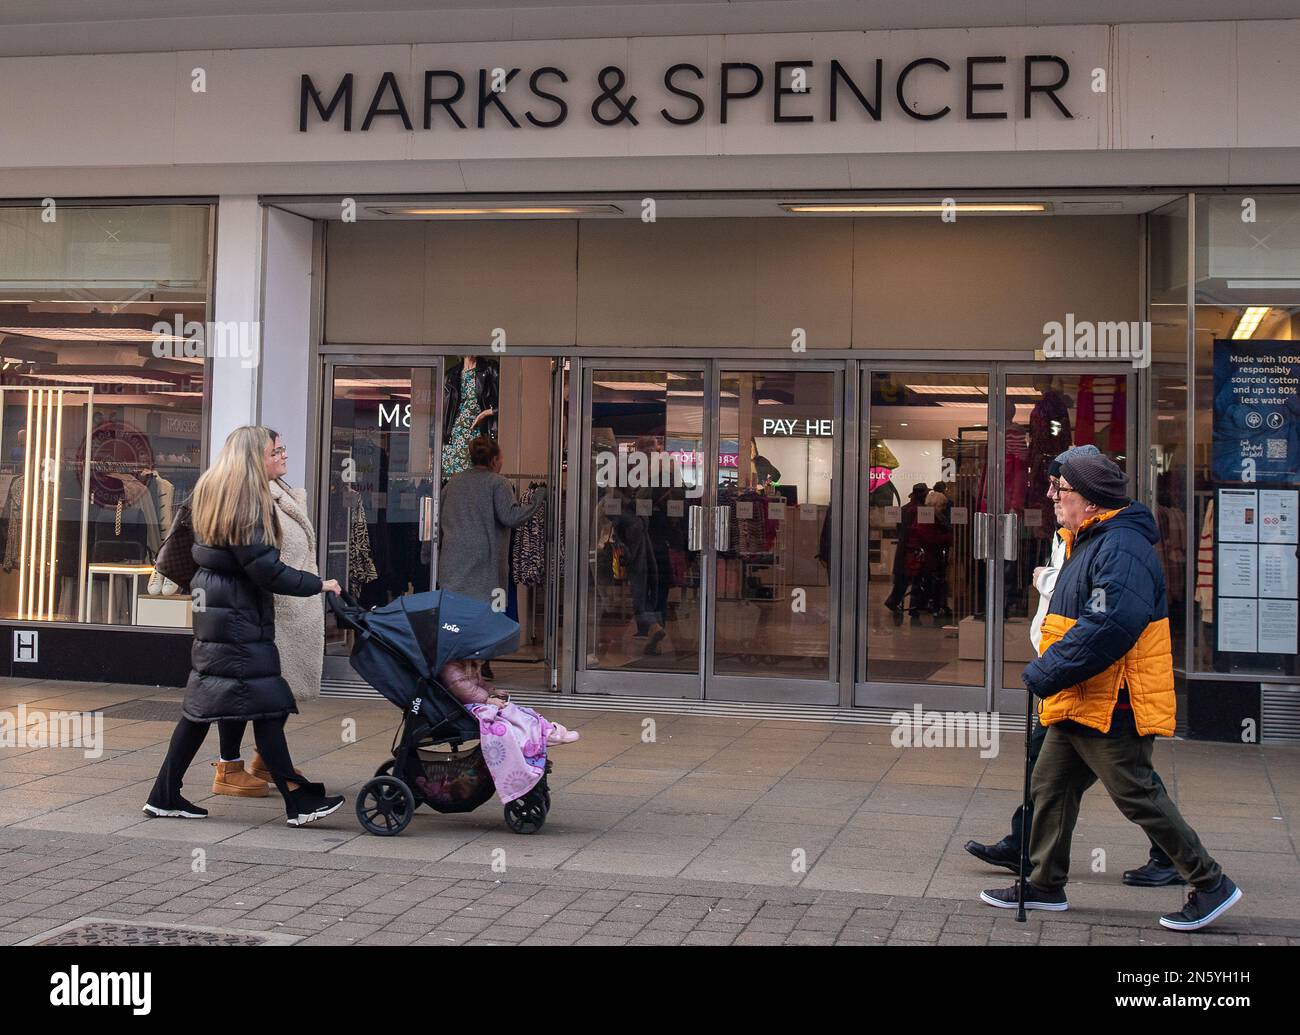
[270,480,324,702]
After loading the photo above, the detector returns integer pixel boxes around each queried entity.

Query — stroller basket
[409,743,496,814]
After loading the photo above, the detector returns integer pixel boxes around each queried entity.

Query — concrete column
[208,195,264,454]
[261,208,316,486]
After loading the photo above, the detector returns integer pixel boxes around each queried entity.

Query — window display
[0,203,212,627]
[1192,193,1300,676]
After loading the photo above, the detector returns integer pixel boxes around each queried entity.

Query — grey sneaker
[1159,875,1242,931]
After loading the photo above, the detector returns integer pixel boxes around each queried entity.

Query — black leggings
[149,715,302,816]
[218,719,248,761]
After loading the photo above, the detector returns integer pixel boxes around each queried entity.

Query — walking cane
[1016,689,1034,922]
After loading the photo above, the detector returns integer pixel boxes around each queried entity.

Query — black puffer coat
[182,530,324,723]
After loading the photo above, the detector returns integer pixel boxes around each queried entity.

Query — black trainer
[965,837,1021,874]
[1123,858,1187,887]
[1159,875,1242,931]
[142,797,208,819]
[980,881,1068,911]
[286,785,346,827]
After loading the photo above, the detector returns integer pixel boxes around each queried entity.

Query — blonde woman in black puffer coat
[143,426,345,827]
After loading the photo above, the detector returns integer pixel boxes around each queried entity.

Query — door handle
[972,511,989,560]
[418,496,434,542]
[687,505,704,551]
[714,505,731,553]
[1000,512,1019,561]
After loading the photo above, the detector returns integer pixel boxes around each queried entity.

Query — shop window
[0,203,212,629]
[1192,194,1300,677]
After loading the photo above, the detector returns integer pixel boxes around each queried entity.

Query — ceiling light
[0,327,178,342]
[901,384,1057,397]
[782,202,1047,214]
[19,374,178,384]
[1231,307,1270,340]
[366,205,623,217]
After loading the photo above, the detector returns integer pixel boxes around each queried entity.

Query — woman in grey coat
[438,437,546,670]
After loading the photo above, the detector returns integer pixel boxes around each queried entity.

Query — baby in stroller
[439,660,580,744]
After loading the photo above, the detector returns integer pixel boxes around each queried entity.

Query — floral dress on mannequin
[442,365,482,479]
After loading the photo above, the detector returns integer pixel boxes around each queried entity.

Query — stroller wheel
[356,776,415,836]
[503,789,548,835]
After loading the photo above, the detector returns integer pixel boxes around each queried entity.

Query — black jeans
[149,715,302,816]
[1008,717,1173,868]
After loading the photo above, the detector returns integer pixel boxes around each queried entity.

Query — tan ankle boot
[250,751,304,784]
[211,760,269,797]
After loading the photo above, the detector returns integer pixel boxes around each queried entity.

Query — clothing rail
[501,472,548,480]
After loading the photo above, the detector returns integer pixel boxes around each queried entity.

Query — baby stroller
[327,589,553,837]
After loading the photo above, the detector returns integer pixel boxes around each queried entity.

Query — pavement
[1,676,1299,946]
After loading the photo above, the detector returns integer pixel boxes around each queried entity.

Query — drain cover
[22,918,298,946]
[99,700,183,722]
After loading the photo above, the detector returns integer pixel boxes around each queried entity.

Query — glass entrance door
[577,366,707,697]
[856,364,1137,713]
[857,369,993,710]
[321,361,442,680]
[707,367,842,704]
[575,362,841,703]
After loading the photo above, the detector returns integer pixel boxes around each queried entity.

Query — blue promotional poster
[1212,340,1300,485]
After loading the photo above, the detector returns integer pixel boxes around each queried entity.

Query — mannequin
[749,439,781,489]
[442,355,500,479]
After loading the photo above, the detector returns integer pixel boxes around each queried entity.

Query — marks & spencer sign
[300,54,1077,133]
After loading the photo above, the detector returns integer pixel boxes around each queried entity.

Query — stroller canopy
[358,590,520,681]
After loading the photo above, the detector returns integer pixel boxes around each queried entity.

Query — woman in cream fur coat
[210,438,325,797]
[268,478,325,703]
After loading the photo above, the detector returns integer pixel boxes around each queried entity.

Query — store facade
[0,7,1297,741]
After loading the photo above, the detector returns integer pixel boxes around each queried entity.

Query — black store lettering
[299,73,353,131]
[361,71,413,130]
[828,59,883,121]
[965,55,1007,119]
[424,70,467,129]
[661,63,705,125]
[478,68,522,128]
[896,57,951,121]
[773,60,815,123]
[526,67,569,127]
[720,62,763,124]
[1024,55,1073,118]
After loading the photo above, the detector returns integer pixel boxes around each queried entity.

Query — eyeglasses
[270,446,287,458]
[1055,483,1082,498]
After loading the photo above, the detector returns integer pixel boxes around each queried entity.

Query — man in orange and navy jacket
[979,451,1242,932]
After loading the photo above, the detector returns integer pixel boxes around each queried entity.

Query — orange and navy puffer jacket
[1021,502,1176,736]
